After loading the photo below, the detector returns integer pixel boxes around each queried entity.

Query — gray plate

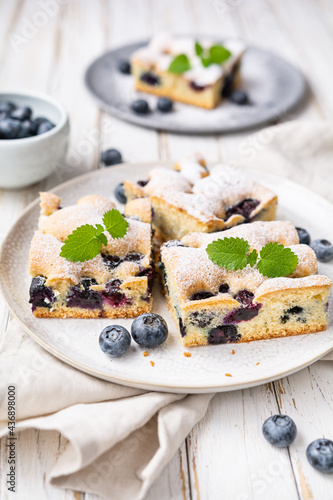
[84,40,307,135]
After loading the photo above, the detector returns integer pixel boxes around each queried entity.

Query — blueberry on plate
[37,120,55,135]
[10,105,32,121]
[114,182,127,204]
[131,99,150,115]
[131,313,168,348]
[306,439,333,473]
[310,239,333,263]
[99,325,131,358]
[230,90,249,105]
[101,148,122,166]
[0,118,23,139]
[262,414,297,447]
[157,97,173,113]
[296,227,310,245]
[0,101,16,114]
[118,60,131,74]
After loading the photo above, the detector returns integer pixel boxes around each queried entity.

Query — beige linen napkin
[0,120,332,500]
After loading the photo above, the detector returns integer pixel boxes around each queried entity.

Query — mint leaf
[103,209,129,239]
[209,44,231,64]
[201,56,211,67]
[168,54,191,74]
[206,237,250,271]
[257,242,298,278]
[60,224,102,263]
[247,249,258,267]
[195,41,203,56]
[96,232,108,247]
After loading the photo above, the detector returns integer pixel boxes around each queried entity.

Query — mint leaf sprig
[206,237,298,278]
[195,41,231,68]
[60,209,129,263]
[168,54,191,74]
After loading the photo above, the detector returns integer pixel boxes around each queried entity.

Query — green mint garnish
[206,238,298,278]
[168,54,191,74]
[195,41,203,56]
[257,242,299,278]
[194,41,231,68]
[60,209,128,263]
[209,44,231,64]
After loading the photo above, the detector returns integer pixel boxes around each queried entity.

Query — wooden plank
[186,386,300,500]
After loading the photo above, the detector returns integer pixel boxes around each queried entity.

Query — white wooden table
[1,1,333,499]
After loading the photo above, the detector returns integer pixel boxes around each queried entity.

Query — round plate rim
[0,164,332,393]
[84,40,307,135]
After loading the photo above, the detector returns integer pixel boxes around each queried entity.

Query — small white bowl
[0,91,70,189]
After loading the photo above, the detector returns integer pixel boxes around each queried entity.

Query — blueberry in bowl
[262,414,297,447]
[131,313,168,348]
[0,91,69,188]
[99,325,131,358]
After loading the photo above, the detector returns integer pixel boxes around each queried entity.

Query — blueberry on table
[157,97,173,113]
[306,439,333,473]
[114,182,127,204]
[230,90,249,105]
[0,101,16,114]
[10,105,32,121]
[0,118,23,139]
[118,60,131,74]
[296,227,310,245]
[262,414,297,447]
[37,120,55,135]
[101,148,122,166]
[310,239,333,263]
[131,313,168,348]
[131,99,150,115]
[99,325,131,358]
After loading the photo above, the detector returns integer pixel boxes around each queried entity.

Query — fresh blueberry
[10,105,32,121]
[37,120,55,135]
[33,116,50,125]
[310,239,333,263]
[0,101,16,114]
[262,415,297,448]
[131,99,150,115]
[0,118,23,139]
[296,227,311,245]
[26,119,39,135]
[114,182,127,204]
[101,148,122,166]
[157,97,173,113]
[230,90,249,105]
[306,439,333,473]
[118,60,131,74]
[131,313,168,348]
[99,325,131,358]
[16,120,36,139]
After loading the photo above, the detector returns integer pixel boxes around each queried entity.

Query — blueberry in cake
[159,221,332,346]
[130,34,246,109]
[123,153,277,241]
[28,192,154,318]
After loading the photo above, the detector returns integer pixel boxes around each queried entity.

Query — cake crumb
[143,351,149,357]
[225,373,232,377]
[150,360,155,367]
[231,349,235,355]
[256,362,260,366]
[183,352,192,357]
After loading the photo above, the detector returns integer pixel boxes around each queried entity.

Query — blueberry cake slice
[160,221,332,346]
[124,156,277,241]
[131,34,245,109]
[29,193,154,318]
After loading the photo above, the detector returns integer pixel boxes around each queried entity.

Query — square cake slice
[124,155,277,241]
[28,193,154,318]
[159,221,332,346]
[130,34,245,109]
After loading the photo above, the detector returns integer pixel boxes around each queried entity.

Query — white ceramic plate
[0,164,332,393]
[84,41,306,134]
